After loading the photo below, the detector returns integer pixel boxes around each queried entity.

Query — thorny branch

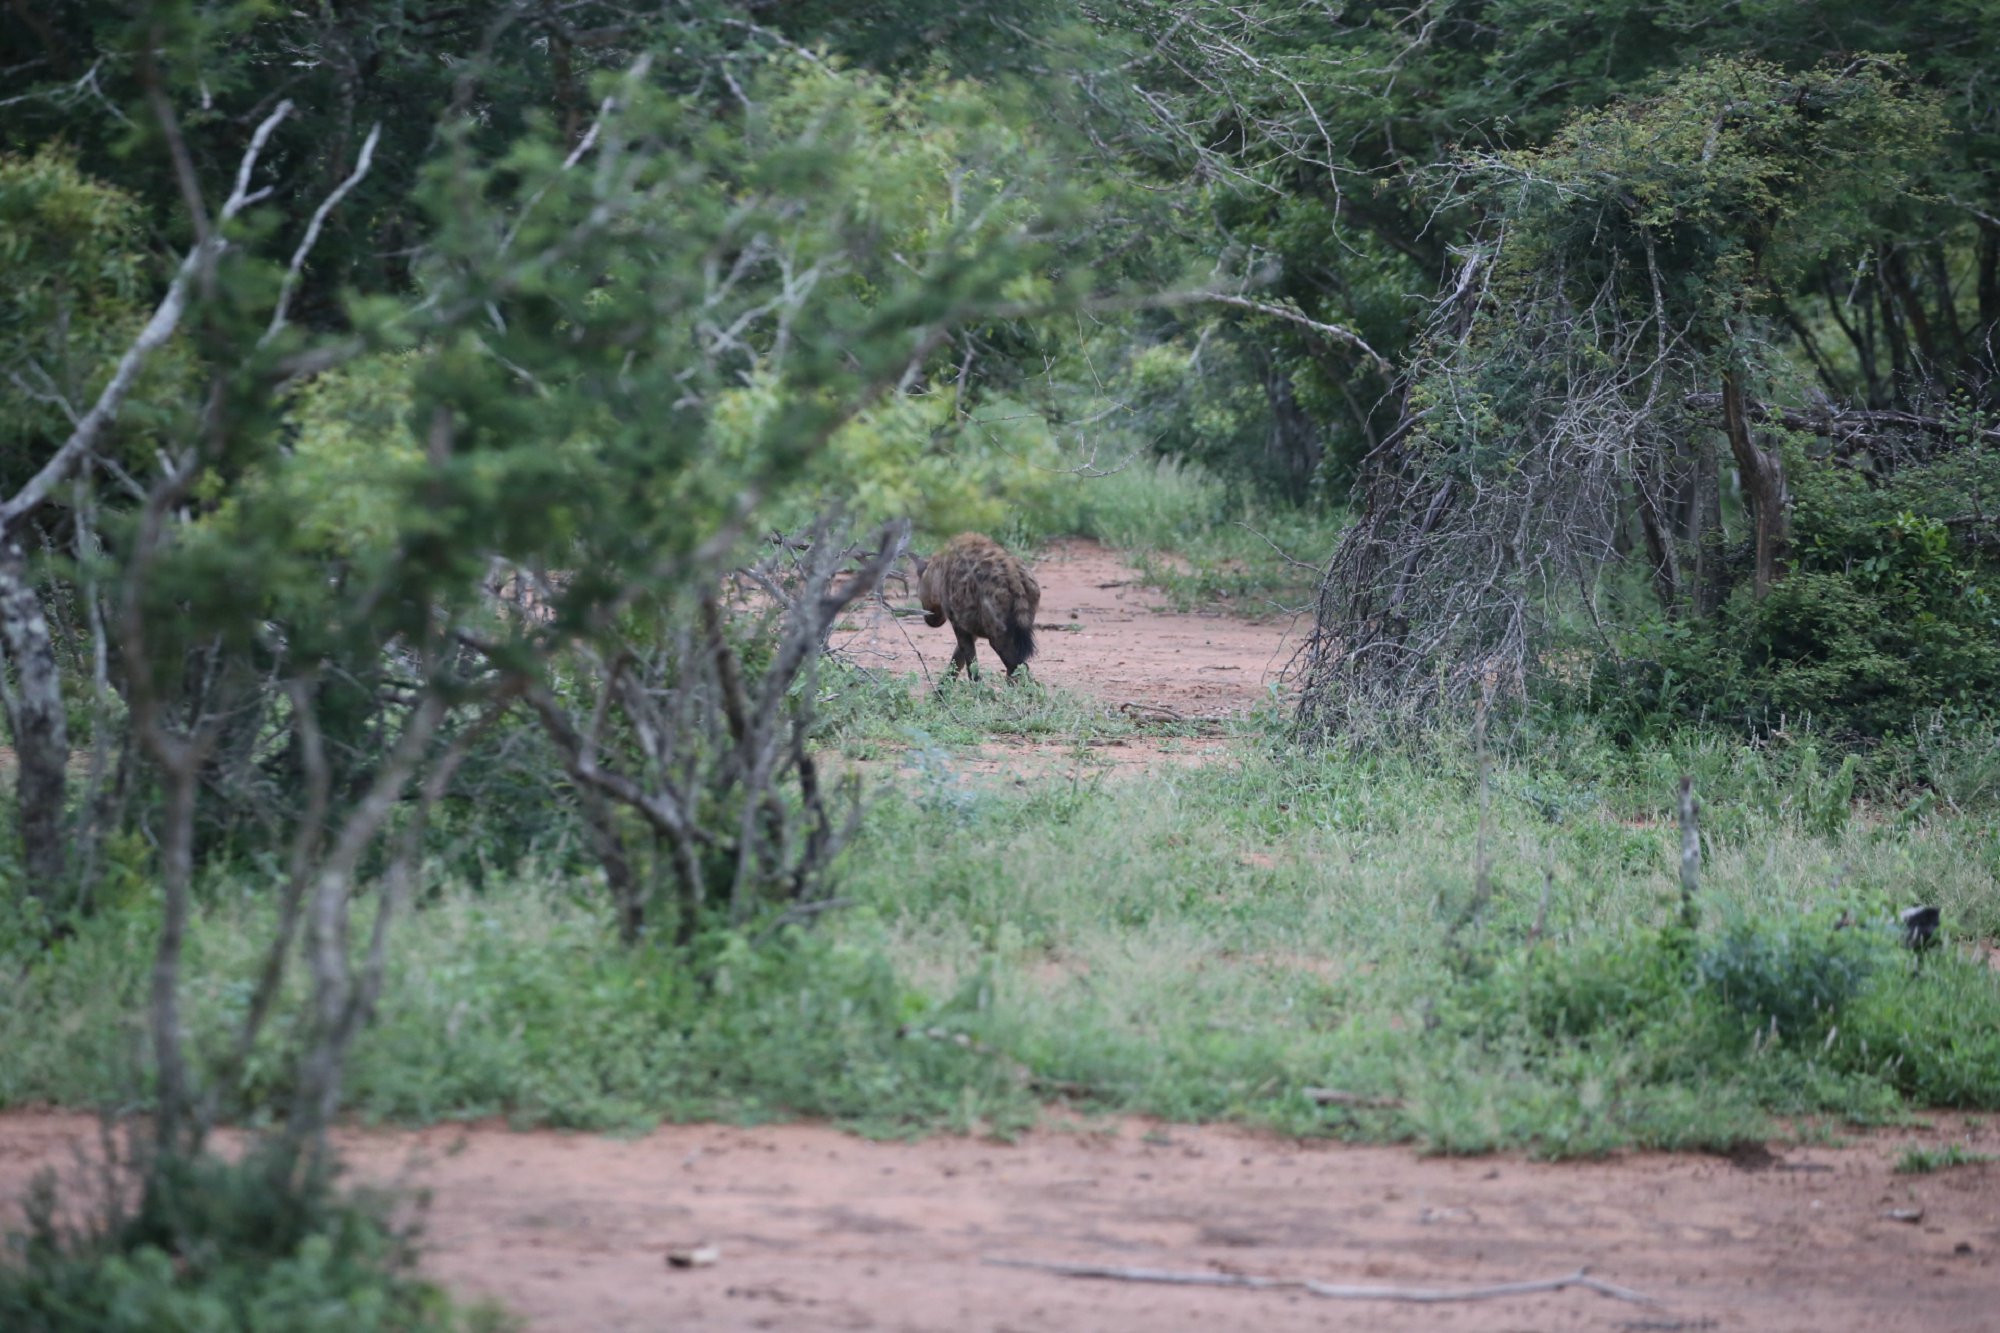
[1298,204,1707,732]
[514,518,908,946]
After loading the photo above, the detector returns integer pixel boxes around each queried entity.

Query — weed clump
[0,1148,507,1332]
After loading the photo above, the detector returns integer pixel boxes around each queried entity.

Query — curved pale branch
[0,100,294,538]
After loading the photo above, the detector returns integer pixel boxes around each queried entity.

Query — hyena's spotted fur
[914,533,1040,680]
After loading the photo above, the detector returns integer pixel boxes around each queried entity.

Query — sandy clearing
[4,1112,1997,1332]
[832,538,1303,721]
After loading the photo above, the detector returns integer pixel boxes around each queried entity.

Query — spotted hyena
[914,533,1040,681]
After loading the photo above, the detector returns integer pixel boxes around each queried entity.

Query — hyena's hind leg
[950,624,981,680]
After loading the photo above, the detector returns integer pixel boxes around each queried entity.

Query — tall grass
[6,720,1996,1156]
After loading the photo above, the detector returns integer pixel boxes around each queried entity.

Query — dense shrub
[0,1149,505,1333]
[1595,433,2000,749]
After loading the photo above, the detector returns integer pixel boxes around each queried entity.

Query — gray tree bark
[0,538,69,900]
[1721,370,1791,601]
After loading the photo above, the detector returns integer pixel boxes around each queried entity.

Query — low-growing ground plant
[11,723,1996,1157]
[0,1145,510,1332]
[1894,1144,1994,1174]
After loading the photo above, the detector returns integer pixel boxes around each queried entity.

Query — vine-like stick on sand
[983,1257,1653,1306]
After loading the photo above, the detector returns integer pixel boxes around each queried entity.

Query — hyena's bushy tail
[992,598,1037,668]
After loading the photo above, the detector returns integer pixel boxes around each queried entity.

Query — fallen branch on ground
[983,1257,1653,1306]
[1302,1087,1404,1109]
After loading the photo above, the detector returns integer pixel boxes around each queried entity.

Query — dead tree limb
[516,517,907,946]
[983,1257,1653,1306]
[1681,391,2000,456]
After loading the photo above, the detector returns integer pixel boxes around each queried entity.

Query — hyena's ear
[911,554,928,578]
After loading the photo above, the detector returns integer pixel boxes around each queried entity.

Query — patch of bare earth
[832,537,1300,725]
[5,1113,1999,1332]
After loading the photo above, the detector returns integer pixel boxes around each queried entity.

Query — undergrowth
[0,1146,508,1332]
[814,669,1170,758]
[5,719,1997,1158]
[1895,1143,1994,1174]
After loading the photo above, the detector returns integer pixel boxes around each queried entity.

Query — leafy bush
[9,736,2000,1159]
[1693,910,1888,1039]
[1595,426,2000,748]
[1501,928,1693,1044]
[0,1149,506,1332]
[1443,905,2000,1153]
[1836,950,2000,1107]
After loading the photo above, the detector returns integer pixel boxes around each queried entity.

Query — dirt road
[832,538,1302,720]
[3,1112,1996,1332]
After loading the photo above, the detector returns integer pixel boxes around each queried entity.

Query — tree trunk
[1926,243,1966,373]
[1720,371,1790,601]
[578,786,644,945]
[1822,271,1883,408]
[1256,348,1322,493]
[0,538,69,902]
[1873,253,1912,402]
[1976,226,2000,394]
[1632,446,1682,613]
[1686,438,1728,618]
[1881,246,1936,371]
[150,754,199,1157]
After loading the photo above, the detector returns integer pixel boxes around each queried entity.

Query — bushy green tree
[1298,56,2000,734]
[0,4,1107,1233]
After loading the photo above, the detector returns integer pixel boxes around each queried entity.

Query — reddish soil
[832,538,1302,722]
[4,1112,1998,1332]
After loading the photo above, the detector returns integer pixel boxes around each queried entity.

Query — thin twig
[1530,861,1554,943]
[1302,1087,1404,1109]
[984,1258,1653,1305]
[1469,677,1493,918]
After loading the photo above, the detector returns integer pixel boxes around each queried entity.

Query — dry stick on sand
[984,1258,1653,1306]
[1302,1087,1404,1109]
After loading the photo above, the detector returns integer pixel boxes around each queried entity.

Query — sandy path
[4,1112,1997,1331]
[832,538,1302,721]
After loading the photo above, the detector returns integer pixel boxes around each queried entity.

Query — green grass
[1894,1143,1995,1174]
[6,717,1998,1157]
[1005,456,1346,612]
[817,669,1161,753]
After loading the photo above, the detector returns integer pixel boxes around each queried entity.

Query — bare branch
[0,100,293,538]
[980,286,1394,377]
[263,121,383,344]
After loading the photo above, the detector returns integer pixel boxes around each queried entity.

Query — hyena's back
[918,533,1040,677]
